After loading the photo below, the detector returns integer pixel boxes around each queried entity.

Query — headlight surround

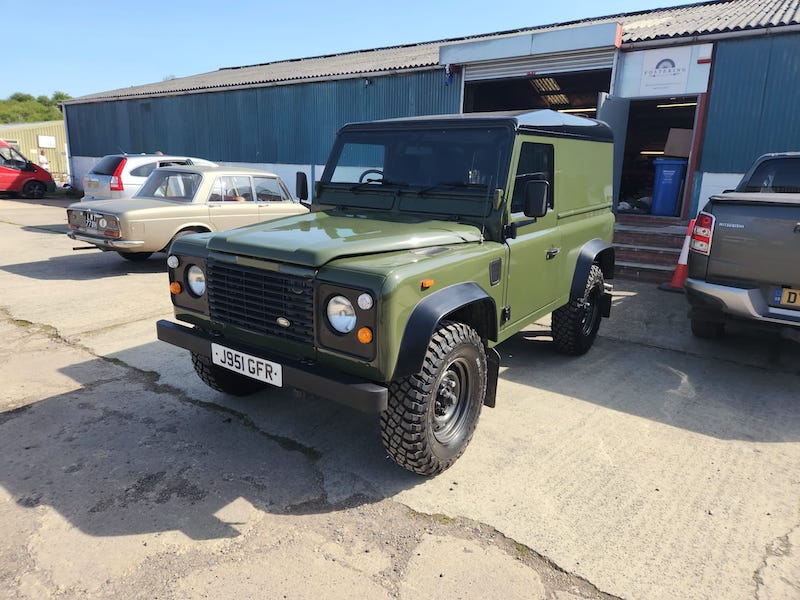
[326,294,357,333]
[186,265,206,297]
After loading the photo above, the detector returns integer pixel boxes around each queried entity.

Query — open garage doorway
[463,70,612,114]
[617,96,698,216]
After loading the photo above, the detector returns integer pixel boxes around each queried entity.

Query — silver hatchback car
[82,153,217,200]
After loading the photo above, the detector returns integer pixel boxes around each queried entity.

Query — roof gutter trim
[61,65,442,106]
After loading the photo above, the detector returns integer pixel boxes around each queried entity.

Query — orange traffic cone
[659,218,695,292]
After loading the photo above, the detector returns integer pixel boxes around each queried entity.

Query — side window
[208,178,224,202]
[130,163,157,178]
[0,147,22,170]
[216,175,253,202]
[254,176,288,202]
[510,142,554,214]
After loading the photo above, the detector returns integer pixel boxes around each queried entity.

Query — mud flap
[601,282,613,318]
[484,346,500,408]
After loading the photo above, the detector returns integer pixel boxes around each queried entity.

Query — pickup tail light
[690,211,715,255]
[110,158,127,191]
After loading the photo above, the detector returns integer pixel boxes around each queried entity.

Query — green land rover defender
[157,110,615,475]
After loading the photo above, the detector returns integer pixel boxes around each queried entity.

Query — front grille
[207,258,314,344]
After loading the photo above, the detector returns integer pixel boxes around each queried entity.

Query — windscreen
[321,126,512,216]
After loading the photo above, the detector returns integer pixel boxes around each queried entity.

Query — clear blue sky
[3,0,701,99]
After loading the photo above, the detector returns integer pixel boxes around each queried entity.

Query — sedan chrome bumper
[67,231,146,250]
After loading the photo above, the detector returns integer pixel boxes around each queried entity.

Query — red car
[0,139,55,198]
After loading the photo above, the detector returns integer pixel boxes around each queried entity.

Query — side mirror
[523,180,549,218]
[295,171,309,202]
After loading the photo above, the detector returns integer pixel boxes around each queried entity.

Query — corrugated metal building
[62,0,800,219]
[0,120,68,184]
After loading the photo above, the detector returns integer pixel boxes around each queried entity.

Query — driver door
[502,140,565,332]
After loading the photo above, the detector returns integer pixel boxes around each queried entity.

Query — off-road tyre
[381,321,487,475]
[22,180,46,199]
[552,264,604,356]
[118,251,153,261]
[191,351,266,396]
[690,317,724,339]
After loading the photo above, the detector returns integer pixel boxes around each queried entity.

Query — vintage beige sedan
[67,165,309,261]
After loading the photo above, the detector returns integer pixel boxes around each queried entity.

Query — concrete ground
[0,195,798,599]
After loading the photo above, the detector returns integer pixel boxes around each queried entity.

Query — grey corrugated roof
[67,0,800,104]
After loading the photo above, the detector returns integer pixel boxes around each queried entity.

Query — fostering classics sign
[639,46,692,96]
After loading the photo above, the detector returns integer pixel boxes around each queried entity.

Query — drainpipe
[682,92,708,221]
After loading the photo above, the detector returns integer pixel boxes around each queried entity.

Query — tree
[0,92,71,124]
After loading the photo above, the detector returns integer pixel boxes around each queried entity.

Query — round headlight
[327,295,356,333]
[186,265,206,297]
[357,293,374,310]
[166,255,180,269]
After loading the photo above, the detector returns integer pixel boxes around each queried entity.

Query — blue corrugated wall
[65,69,461,164]
[702,34,800,173]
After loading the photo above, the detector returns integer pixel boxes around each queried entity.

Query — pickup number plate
[211,343,283,387]
[774,287,800,308]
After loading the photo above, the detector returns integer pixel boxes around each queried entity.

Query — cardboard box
[663,128,693,158]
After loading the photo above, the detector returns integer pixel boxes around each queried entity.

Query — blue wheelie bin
[651,158,687,216]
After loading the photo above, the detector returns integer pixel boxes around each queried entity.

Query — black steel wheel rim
[432,358,471,444]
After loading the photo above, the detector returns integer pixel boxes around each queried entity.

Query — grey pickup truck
[685,152,800,341]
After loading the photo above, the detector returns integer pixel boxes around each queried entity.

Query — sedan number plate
[84,212,98,229]
[211,343,282,387]
[774,287,800,308]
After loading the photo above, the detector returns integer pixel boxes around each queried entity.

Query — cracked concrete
[2,196,800,599]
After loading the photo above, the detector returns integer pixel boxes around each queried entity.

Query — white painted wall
[694,172,743,214]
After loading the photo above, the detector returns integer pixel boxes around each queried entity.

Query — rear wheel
[552,264,604,355]
[690,317,724,339]
[22,180,46,199]
[118,251,153,261]
[381,321,486,475]
[191,352,266,396]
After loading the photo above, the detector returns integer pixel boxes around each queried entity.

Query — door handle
[546,247,561,260]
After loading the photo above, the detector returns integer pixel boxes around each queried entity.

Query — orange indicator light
[169,282,182,295]
[357,327,373,344]
[421,279,435,290]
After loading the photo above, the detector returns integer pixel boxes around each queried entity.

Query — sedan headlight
[186,265,206,297]
[326,295,356,333]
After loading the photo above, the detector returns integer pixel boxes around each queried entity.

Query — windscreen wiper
[350,178,408,192]
[414,181,488,195]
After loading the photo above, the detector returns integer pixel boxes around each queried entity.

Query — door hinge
[501,306,511,323]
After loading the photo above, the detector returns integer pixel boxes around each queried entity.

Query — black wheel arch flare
[392,282,497,382]
[570,239,614,315]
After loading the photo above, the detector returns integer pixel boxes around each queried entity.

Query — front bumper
[156,319,388,414]
[685,278,800,328]
[67,231,145,250]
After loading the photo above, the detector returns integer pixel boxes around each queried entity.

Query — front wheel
[22,180,46,199]
[191,352,266,396]
[381,321,487,475]
[552,264,604,355]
